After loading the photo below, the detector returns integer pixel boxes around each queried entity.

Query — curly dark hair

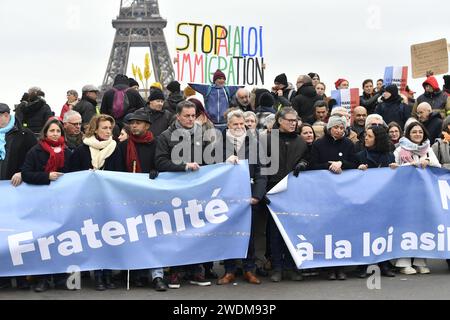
[404,121,430,144]
[366,125,391,153]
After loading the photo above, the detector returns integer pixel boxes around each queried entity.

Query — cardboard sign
[411,38,449,78]
[175,22,265,85]
[384,66,408,92]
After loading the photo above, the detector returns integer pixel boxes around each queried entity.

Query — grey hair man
[63,110,83,151]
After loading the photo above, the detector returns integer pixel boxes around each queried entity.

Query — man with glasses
[62,110,83,151]
[263,107,308,283]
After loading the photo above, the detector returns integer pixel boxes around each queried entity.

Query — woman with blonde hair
[69,114,120,290]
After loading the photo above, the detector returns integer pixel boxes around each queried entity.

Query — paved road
[1,259,450,300]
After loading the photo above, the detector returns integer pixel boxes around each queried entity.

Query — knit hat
[150,82,163,91]
[167,80,181,93]
[213,69,226,82]
[327,115,347,131]
[274,73,288,87]
[148,89,165,102]
[334,78,348,89]
[255,88,270,106]
[184,86,196,98]
[114,74,129,86]
[444,75,450,91]
[129,78,139,88]
[0,103,10,113]
[259,92,275,107]
[385,84,399,100]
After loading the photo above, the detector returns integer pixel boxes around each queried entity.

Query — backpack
[205,86,231,104]
[112,87,131,119]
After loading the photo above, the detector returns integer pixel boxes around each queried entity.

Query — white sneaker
[415,266,430,274]
[400,266,417,275]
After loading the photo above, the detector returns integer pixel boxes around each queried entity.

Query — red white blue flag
[330,88,360,116]
[384,66,408,92]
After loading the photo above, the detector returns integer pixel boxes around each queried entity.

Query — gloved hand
[293,160,308,177]
[261,196,271,205]
[149,170,159,180]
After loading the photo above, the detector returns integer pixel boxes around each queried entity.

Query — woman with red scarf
[21,118,71,292]
[22,118,70,185]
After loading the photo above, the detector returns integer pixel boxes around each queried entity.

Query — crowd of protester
[1,71,450,293]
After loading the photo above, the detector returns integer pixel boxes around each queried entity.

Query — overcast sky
[0,0,449,115]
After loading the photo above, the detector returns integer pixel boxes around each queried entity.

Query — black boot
[34,279,50,293]
[380,261,395,277]
[95,275,106,291]
[104,274,116,289]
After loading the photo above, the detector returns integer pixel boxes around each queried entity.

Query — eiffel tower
[101,0,175,92]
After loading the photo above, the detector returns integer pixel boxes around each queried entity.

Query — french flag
[384,66,408,92]
[331,88,360,115]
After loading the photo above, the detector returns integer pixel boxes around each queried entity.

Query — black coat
[135,106,174,137]
[69,143,119,172]
[115,138,157,173]
[101,84,146,125]
[163,92,184,114]
[292,84,322,124]
[221,132,267,200]
[360,92,381,115]
[22,144,71,185]
[310,133,357,170]
[73,96,97,126]
[356,149,394,168]
[155,123,212,172]
[263,130,308,190]
[0,119,37,180]
[375,96,410,130]
[14,98,53,135]
[423,112,443,144]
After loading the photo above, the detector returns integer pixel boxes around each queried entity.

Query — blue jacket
[189,83,241,124]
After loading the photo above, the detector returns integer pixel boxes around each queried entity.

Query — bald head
[236,88,250,107]
[417,102,432,122]
[353,106,367,126]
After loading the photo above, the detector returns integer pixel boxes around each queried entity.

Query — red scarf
[127,131,154,173]
[39,137,66,173]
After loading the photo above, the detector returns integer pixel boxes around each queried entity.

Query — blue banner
[267,167,450,269]
[0,162,252,276]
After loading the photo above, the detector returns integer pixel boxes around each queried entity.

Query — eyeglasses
[69,122,82,127]
[282,118,297,123]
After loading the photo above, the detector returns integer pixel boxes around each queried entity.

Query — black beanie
[167,81,181,93]
[444,75,450,90]
[129,78,139,88]
[148,89,165,102]
[254,89,270,106]
[274,73,288,87]
[259,92,275,107]
[385,84,399,100]
[114,74,129,86]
